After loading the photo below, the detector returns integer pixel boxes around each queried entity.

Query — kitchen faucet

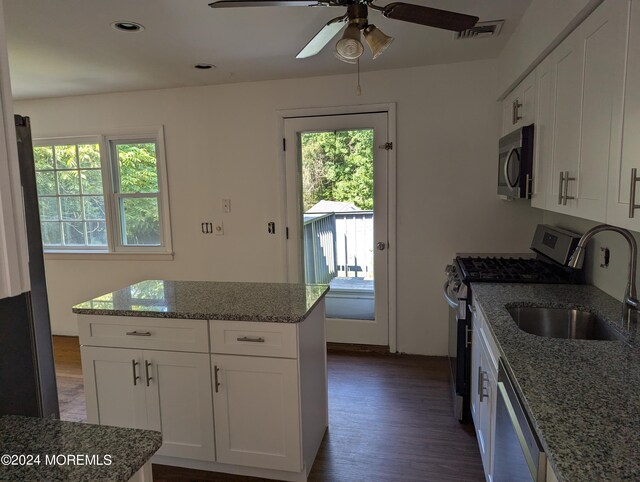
[568,224,639,309]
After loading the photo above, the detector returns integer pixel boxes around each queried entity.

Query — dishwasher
[493,359,546,482]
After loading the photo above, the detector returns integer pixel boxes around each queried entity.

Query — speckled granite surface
[73,280,329,323]
[0,415,161,481]
[472,283,640,482]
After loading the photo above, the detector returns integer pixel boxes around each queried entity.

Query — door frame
[276,103,397,352]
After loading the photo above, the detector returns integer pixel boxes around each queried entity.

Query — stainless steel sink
[506,306,624,341]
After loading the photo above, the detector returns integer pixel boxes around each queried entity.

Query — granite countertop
[472,283,640,482]
[72,280,329,323]
[0,415,162,481]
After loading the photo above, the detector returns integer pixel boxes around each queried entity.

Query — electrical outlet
[214,221,224,235]
[223,199,231,213]
[600,246,610,268]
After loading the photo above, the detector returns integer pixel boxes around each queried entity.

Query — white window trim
[33,126,173,256]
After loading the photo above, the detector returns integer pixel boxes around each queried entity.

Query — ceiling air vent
[454,20,504,40]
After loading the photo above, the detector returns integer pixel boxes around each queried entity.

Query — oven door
[445,281,470,422]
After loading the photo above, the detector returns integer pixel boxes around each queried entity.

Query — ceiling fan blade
[296,16,348,59]
[209,0,320,8]
[381,3,478,31]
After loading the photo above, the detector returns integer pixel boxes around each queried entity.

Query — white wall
[15,60,542,355]
[496,0,602,98]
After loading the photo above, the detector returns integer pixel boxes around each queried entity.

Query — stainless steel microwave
[498,124,534,200]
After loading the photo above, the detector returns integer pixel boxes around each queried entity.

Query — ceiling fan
[208,0,479,63]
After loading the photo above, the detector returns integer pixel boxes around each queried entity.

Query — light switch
[223,199,231,213]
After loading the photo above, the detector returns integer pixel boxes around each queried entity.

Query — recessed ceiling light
[111,21,145,33]
[194,64,216,70]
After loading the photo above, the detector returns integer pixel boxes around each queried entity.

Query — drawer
[210,320,298,358]
[78,315,209,353]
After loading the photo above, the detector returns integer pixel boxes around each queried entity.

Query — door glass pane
[116,143,159,193]
[121,197,161,246]
[300,129,375,320]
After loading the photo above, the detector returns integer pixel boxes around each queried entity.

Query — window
[33,129,171,255]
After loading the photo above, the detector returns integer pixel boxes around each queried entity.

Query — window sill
[44,251,174,261]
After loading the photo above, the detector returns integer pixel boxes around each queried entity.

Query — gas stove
[455,255,576,284]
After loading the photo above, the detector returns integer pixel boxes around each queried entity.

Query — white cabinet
[82,346,215,461]
[531,56,555,210]
[502,71,536,135]
[470,302,498,482]
[540,0,629,222]
[608,0,640,230]
[211,354,301,472]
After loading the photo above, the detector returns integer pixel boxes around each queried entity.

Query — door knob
[376,242,386,251]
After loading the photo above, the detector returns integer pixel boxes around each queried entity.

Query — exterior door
[284,112,390,346]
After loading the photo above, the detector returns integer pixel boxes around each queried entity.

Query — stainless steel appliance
[0,115,59,418]
[498,124,534,200]
[494,359,546,482]
[444,224,582,422]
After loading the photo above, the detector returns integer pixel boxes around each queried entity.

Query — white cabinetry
[212,354,301,472]
[531,56,555,209]
[608,1,640,230]
[81,345,215,461]
[470,302,498,482]
[502,71,536,135]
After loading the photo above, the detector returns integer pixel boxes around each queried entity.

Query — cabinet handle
[126,331,151,337]
[558,171,565,205]
[479,369,489,402]
[237,336,265,343]
[214,365,221,393]
[563,171,576,205]
[145,360,153,386]
[465,326,473,348]
[512,99,522,125]
[629,168,640,218]
[131,360,140,386]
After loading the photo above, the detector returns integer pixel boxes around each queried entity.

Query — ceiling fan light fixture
[335,23,364,60]
[334,51,358,64]
[363,24,394,59]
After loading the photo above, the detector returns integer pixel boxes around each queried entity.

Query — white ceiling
[4,0,532,100]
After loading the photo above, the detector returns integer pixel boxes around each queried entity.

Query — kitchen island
[472,283,640,482]
[73,280,329,482]
[0,415,161,481]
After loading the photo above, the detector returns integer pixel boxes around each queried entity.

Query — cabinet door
[548,27,584,215]
[81,346,147,429]
[144,351,215,461]
[502,90,520,135]
[476,343,492,479]
[519,70,537,127]
[574,0,628,221]
[532,56,555,210]
[608,1,640,229]
[212,354,301,472]
[470,311,481,426]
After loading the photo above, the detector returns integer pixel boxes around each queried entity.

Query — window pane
[38,197,59,221]
[55,145,77,169]
[83,196,105,220]
[117,143,159,193]
[87,221,107,246]
[78,144,101,168]
[36,171,57,195]
[34,146,54,170]
[121,197,161,246]
[57,170,80,195]
[62,221,85,245]
[41,222,62,246]
[81,169,103,194]
[60,196,82,220]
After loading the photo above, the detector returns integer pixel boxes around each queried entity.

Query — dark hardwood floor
[53,336,484,481]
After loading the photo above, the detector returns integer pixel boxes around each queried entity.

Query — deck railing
[303,211,374,284]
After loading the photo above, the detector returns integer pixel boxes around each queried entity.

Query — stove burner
[456,256,574,284]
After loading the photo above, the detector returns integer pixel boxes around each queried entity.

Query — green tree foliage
[301,129,374,212]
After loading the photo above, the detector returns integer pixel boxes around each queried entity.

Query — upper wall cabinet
[608,1,640,230]
[545,0,629,222]
[502,70,536,136]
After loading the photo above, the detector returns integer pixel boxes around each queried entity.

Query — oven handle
[443,281,459,309]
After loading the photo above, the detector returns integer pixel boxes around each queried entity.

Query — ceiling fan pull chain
[356,58,362,96]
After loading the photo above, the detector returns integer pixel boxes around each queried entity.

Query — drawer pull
[237,336,265,343]
[126,331,152,337]
[132,360,140,386]
[629,168,640,218]
[214,365,221,393]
